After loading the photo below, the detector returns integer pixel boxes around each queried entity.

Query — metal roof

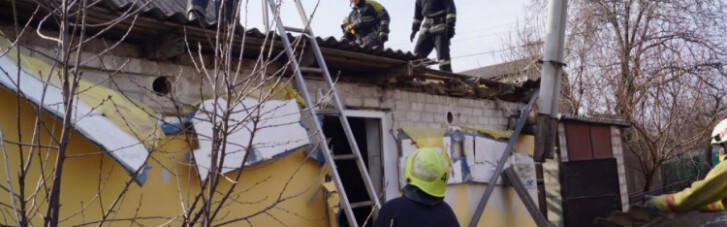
[103,0,217,25]
[558,113,631,127]
[0,0,536,103]
[460,58,534,78]
[459,57,541,86]
[98,0,419,60]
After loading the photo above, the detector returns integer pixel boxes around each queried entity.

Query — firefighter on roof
[341,0,390,48]
[410,0,457,72]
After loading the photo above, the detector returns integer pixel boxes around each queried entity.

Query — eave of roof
[461,58,538,78]
[99,0,420,60]
[558,113,631,127]
[1,0,537,103]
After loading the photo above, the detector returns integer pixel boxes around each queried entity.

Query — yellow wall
[445,135,538,227]
[543,158,563,227]
[0,88,329,226]
[446,184,537,227]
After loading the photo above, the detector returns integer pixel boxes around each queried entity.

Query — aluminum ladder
[468,89,550,227]
[262,0,381,226]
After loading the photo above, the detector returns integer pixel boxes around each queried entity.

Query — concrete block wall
[12,30,523,127]
[543,158,563,227]
[76,56,210,113]
[5,24,524,129]
[611,127,630,211]
[14,40,212,113]
[50,51,523,125]
[306,80,522,131]
[7,24,524,126]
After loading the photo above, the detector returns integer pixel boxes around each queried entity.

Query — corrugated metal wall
[564,122,613,160]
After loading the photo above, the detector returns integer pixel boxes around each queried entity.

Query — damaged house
[0,0,541,226]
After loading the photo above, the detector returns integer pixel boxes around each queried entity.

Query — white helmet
[712,118,727,145]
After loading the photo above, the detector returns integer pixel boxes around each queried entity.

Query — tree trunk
[642,170,654,193]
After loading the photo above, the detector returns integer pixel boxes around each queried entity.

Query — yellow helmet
[405,147,450,198]
[712,118,727,145]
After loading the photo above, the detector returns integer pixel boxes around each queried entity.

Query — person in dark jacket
[374,147,460,227]
[187,0,235,24]
[341,0,390,48]
[410,0,456,72]
[341,17,358,42]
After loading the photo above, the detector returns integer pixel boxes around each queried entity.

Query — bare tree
[508,0,727,191]
[172,0,329,225]
[0,0,158,225]
[0,0,332,226]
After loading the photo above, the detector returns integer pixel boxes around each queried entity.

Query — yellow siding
[446,184,537,227]
[0,88,330,226]
[543,158,563,227]
[444,135,538,227]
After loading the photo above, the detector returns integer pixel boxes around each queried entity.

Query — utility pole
[469,1,568,226]
[262,0,270,32]
[472,0,570,226]
[533,0,567,224]
[534,0,567,162]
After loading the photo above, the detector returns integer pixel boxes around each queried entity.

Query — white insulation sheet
[192,98,309,180]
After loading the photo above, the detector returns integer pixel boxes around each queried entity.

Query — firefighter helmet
[405,147,450,198]
[712,118,727,145]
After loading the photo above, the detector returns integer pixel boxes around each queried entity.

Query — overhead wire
[451,28,534,42]
[450,46,519,59]
[387,22,529,47]
[449,25,617,60]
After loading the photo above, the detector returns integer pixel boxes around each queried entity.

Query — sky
[238,0,531,72]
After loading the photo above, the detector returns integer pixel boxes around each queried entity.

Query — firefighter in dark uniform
[410,0,456,72]
[373,147,460,227]
[341,17,357,42]
[341,0,390,48]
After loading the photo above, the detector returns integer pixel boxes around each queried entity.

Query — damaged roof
[103,0,217,24]
[99,0,419,60]
[461,57,541,86]
[559,113,631,127]
[1,0,537,103]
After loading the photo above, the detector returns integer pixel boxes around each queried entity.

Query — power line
[451,46,519,59]
[451,28,527,42]
[387,23,532,46]
[388,27,534,47]
[455,21,521,35]
[448,26,619,60]
[394,26,618,60]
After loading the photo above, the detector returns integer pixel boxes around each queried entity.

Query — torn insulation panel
[191,98,310,181]
[0,55,153,184]
[396,128,531,185]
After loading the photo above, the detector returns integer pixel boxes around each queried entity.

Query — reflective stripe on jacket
[412,0,456,35]
[655,160,727,212]
[346,0,390,40]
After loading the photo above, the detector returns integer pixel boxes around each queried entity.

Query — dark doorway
[322,116,382,226]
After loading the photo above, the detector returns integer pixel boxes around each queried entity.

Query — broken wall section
[305,80,523,130]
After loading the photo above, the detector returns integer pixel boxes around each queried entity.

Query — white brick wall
[611,127,630,211]
[9,25,522,130]
[306,80,520,130]
[42,44,520,130]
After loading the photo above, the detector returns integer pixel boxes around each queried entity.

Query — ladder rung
[350,200,374,209]
[333,154,358,161]
[300,67,324,74]
[317,111,341,117]
[284,26,307,33]
[264,1,382,223]
[315,107,340,116]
